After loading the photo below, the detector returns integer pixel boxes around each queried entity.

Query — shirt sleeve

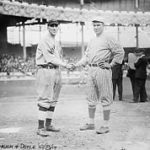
[76,44,89,67]
[107,36,125,67]
[38,40,66,67]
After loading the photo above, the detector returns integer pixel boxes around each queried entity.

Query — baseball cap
[135,48,145,53]
[92,16,105,24]
[47,19,59,26]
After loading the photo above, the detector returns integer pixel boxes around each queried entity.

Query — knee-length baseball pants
[86,67,113,107]
[36,68,62,109]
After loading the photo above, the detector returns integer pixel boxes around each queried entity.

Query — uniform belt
[37,64,58,69]
[89,64,99,67]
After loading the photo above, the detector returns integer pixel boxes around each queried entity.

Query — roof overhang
[1,1,150,26]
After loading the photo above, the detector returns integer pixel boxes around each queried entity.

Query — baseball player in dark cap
[36,19,72,137]
[72,16,124,134]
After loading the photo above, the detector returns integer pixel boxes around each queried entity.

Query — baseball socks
[88,105,96,125]
[80,105,96,130]
[37,106,49,137]
[96,106,110,134]
[45,105,60,132]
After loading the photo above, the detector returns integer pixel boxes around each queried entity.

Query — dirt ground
[0,78,150,150]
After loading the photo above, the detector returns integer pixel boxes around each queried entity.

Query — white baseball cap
[92,16,105,24]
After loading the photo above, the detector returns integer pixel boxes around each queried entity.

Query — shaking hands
[65,63,76,71]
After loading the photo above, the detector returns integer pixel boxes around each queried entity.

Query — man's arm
[75,55,88,67]
[74,44,90,68]
[107,37,125,68]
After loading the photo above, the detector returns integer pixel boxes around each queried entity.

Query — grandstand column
[80,0,85,56]
[22,22,27,60]
[81,22,85,56]
[0,23,8,53]
[117,25,120,42]
[135,24,139,48]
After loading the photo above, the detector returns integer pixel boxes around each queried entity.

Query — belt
[37,64,58,69]
[89,64,99,67]
[89,63,110,70]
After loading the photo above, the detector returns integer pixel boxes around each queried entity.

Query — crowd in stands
[0,54,36,75]
[0,54,81,76]
[0,53,150,77]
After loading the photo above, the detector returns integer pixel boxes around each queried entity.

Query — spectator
[134,49,148,103]
[112,61,124,101]
[126,51,137,101]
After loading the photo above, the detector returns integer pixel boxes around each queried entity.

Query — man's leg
[80,74,97,131]
[45,79,62,132]
[45,103,60,132]
[134,79,140,102]
[117,77,123,101]
[36,69,51,137]
[96,69,113,134]
[88,105,96,124]
[112,79,117,100]
[96,105,110,134]
[130,77,136,101]
[102,105,110,127]
[37,105,49,137]
[80,105,96,130]
[45,75,62,132]
[140,79,147,102]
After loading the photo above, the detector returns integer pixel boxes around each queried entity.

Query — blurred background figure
[126,51,137,101]
[134,49,148,103]
[112,61,124,101]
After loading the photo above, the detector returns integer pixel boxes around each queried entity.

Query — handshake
[65,63,77,71]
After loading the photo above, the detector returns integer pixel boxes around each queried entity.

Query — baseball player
[36,19,72,137]
[73,16,124,134]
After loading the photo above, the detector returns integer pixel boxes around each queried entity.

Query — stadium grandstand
[0,0,150,78]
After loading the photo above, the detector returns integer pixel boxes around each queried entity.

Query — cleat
[46,125,60,132]
[37,128,49,137]
[96,126,109,134]
[80,123,95,131]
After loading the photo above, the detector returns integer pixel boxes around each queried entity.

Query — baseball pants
[86,67,113,107]
[36,68,62,109]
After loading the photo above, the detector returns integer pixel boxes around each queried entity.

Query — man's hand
[66,63,76,71]
[98,62,111,69]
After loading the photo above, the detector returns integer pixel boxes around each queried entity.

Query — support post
[135,24,139,48]
[22,22,26,60]
[117,24,120,42]
[81,22,85,56]
[80,0,84,56]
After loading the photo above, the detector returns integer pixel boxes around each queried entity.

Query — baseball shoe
[80,123,95,131]
[46,125,60,132]
[37,128,49,137]
[96,126,109,134]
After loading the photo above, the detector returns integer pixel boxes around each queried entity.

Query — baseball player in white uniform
[36,19,72,137]
[73,17,124,134]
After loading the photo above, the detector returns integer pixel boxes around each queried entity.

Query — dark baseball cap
[135,48,145,53]
[47,19,59,26]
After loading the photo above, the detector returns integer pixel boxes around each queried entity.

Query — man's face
[93,22,104,36]
[47,23,59,36]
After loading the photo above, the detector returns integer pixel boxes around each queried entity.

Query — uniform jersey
[36,33,64,66]
[77,32,124,106]
[36,32,63,109]
[76,33,124,67]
